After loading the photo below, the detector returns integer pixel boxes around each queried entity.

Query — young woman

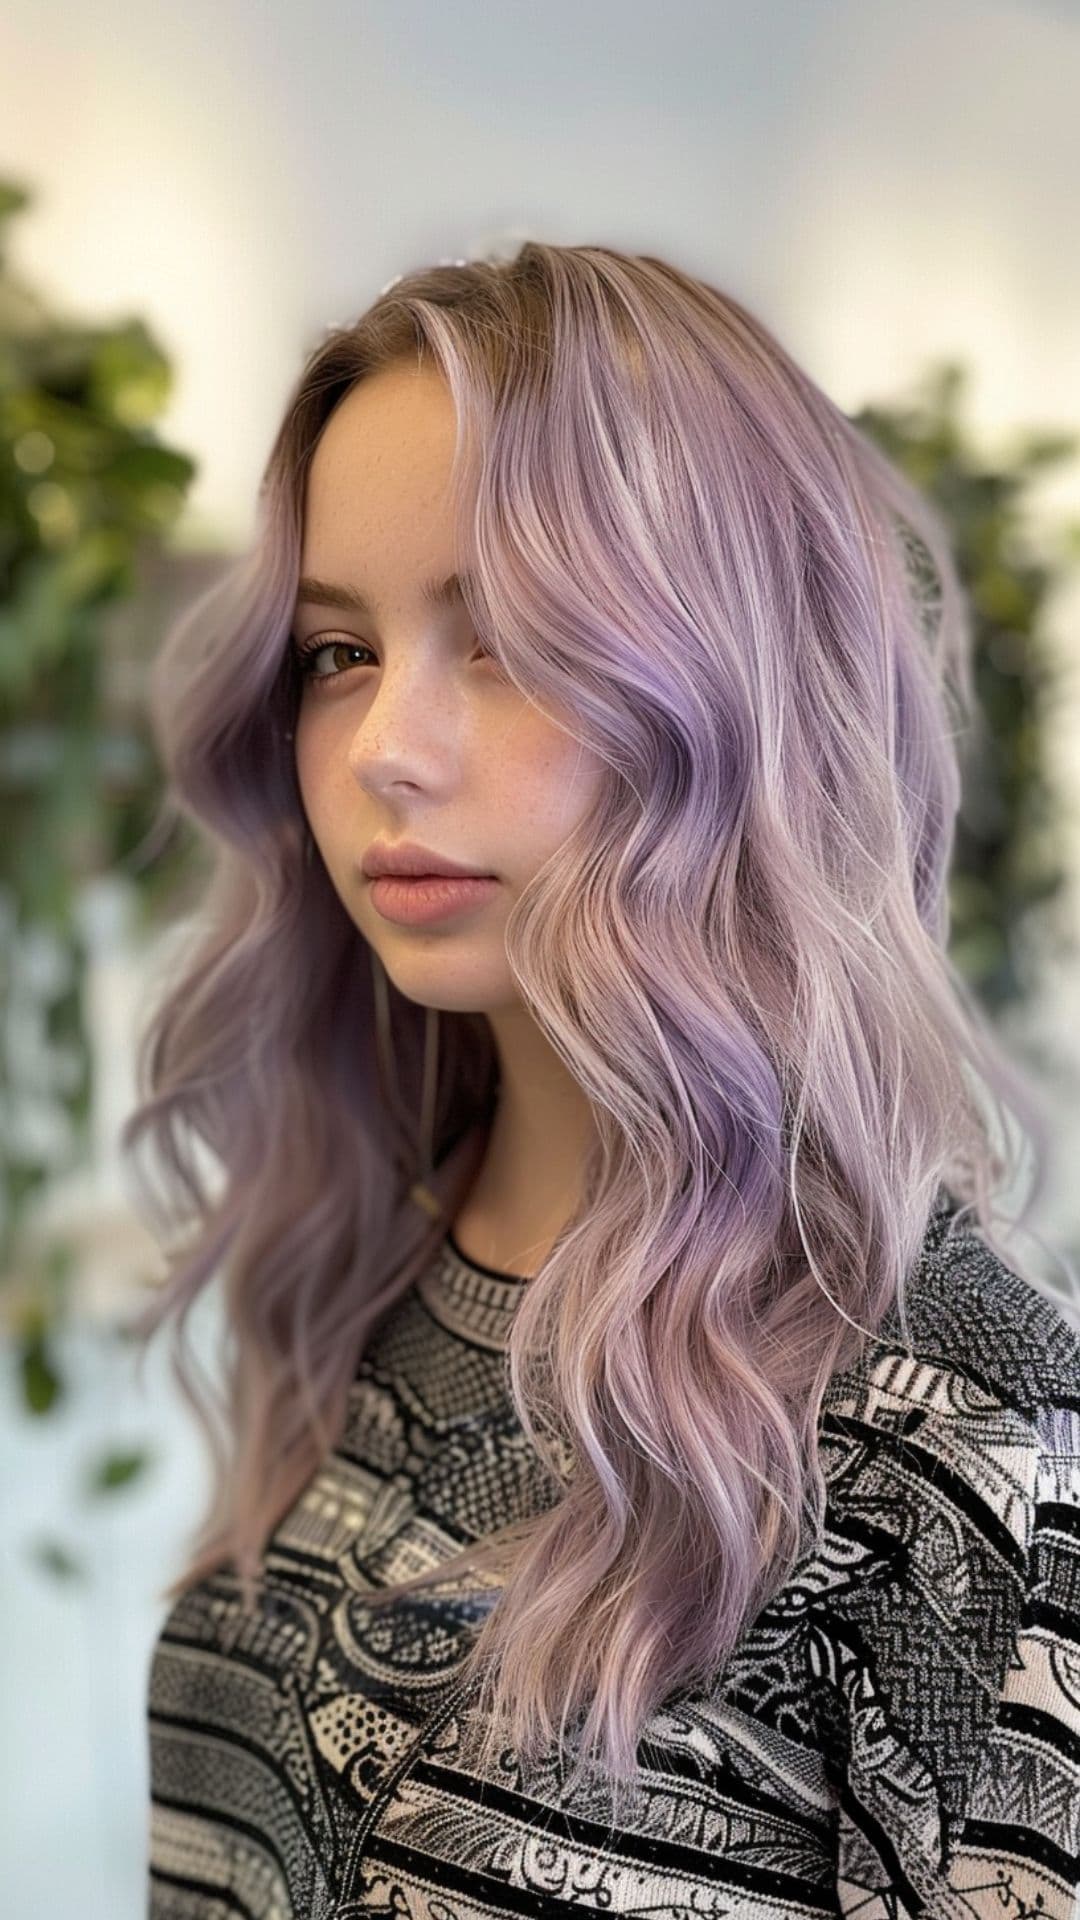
[126,242,1080,1918]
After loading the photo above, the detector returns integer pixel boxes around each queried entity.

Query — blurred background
[2,1,1080,1914]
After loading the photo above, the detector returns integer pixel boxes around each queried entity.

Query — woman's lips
[368,874,500,926]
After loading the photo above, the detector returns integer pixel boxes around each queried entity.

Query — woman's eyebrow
[295,572,474,614]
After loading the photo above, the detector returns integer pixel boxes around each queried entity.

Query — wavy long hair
[121,240,1070,1805]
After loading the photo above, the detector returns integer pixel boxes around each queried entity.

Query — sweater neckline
[423,1185,961,1354]
[412,1227,530,1354]
[445,1223,530,1287]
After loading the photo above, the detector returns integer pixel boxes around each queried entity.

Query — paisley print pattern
[146,1189,1080,1917]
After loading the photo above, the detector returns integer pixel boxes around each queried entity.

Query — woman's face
[291,360,605,1020]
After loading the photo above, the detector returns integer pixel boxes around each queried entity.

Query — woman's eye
[291,634,498,687]
[293,636,374,682]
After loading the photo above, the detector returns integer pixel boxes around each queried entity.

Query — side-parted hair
[121,240,1071,1806]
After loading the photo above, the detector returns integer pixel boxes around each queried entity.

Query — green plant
[850,364,1080,1011]
[0,175,201,1532]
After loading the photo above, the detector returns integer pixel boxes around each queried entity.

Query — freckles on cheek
[292,730,332,840]
[291,729,313,807]
[293,703,334,781]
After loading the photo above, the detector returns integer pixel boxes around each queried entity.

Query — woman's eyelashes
[291,630,503,689]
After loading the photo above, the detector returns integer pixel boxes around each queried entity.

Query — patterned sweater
[146,1190,1080,1918]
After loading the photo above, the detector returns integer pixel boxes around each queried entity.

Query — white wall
[2,0,1078,547]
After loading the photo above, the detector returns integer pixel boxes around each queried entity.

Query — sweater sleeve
[822,1400,1080,1918]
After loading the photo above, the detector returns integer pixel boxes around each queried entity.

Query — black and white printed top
[146,1188,1080,1918]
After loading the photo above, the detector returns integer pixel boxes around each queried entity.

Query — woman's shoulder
[817,1193,1080,1570]
[805,1197,1080,1905]
[829,1192,1080,1424]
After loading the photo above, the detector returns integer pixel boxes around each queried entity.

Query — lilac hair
[120,241,1070,1807]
